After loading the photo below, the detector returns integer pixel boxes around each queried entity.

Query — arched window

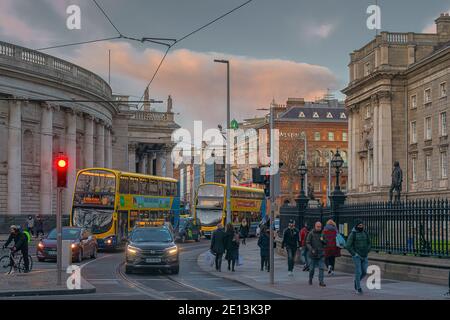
[342,151,348,167]
[23,130,34,163]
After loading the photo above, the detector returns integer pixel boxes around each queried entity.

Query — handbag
[205,250,215,267]
[336,233,346,249]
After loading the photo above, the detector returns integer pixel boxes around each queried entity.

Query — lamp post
[214,59,231,225]
[298,160,308,197]
[330,149,346,224]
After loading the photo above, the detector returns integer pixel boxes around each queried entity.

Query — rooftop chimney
[436,13,450,41]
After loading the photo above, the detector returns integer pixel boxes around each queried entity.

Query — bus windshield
[74,170,116,207]
[196,209,223,227]
[72,207,113,234]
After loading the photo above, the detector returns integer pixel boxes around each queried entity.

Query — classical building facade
[0,41,178,227]
[342,14,450,201]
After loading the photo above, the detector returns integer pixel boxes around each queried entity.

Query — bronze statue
[389,161,403,202]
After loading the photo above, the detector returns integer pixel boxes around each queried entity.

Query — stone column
[128,143,137,173]
[156,152,163,176]
[95,120,105,167]
[378,91,393,187]
[104,126,112,168]
[138,154,147,174]
[7,100,22,217]
[348,110,353,191]
[40,103,54,216]
[84,115,94,168]
[372,95,379,188]
[65,109,77,216]
[165,149,173,178]
[147,153,154,175]
[352,109,360,192]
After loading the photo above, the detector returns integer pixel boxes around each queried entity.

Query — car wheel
[171,266,179,274]
[125,266,133,274]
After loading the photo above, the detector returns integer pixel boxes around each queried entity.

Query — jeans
[286,247,297,272]
[352,255,369,290]
[325,256,336,271]
[301,247,310,267]
[309,257,325,283]
[215,253,223,271]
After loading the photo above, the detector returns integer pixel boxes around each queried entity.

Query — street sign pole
[56,187,63,286]
[269,104,275,285]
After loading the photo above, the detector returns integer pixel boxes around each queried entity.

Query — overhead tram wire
[136,0,255,109]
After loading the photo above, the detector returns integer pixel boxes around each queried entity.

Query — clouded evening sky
[0,0,449,129]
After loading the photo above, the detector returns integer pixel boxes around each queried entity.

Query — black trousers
[228,258,236,271]
[325,256,336,271]
[215,253,223,271]
[261,256,269,271]
[286,247,297,272]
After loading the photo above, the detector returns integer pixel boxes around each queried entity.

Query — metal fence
[280,199,450,258]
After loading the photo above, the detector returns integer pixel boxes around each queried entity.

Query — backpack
[23,230,31,243]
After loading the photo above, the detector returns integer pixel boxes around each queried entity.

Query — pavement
[197,238,450,300]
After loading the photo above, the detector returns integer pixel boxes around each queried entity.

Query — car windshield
[131,228,172,243]
[47,228,80,240]
[196,209,223,227]
[72,208,113,234]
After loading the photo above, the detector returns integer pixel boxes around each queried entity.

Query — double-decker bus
[194,183,265,238]
[71,168,180,249]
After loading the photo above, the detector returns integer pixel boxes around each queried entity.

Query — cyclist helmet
[9,225,19,232]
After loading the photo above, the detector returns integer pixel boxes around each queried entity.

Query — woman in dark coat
[239,218,250,245]
[225,224,240,272]
[323,219,341,275]
[257,226,270,271]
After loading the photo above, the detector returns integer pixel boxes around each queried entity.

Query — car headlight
[127,246,140,254]
[71,243,77,249]
[38,242,44,249]
[166,246,178,255]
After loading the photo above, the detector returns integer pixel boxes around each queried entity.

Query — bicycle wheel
[0,255,12,274]
[18,255,32,272]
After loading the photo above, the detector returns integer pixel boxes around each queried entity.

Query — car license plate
[145,258,161,263]
[48,251,57,256]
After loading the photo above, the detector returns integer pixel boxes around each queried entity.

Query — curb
[0,287,96,297]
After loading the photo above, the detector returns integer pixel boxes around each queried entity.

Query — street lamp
[298,159,308,197]
[214,59,231,225]
[331,149,344,192]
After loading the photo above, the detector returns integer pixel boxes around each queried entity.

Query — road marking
[79,254,112,270]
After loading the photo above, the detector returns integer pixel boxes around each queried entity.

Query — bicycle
[0,248,33,274]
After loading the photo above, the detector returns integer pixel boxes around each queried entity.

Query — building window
[440,82,447,98]
[314,132,321,141]
[365,105,370,119]
[313,112,319,118]
[326,112,333,119]
[440,112,447,136]
[424,88,432,104]
[410,121,417,143]
[412,158,417,183]
[343,132,348,142]
[299,112,305,118]
[313,150,321,167]
[328,132,334,141]
[424,117,432,140]
[340,113,347,119]
[441,152,448,179]
[425,155,432,181]
[411,95,417,109]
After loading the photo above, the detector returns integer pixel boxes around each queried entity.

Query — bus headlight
[166,246,178,255]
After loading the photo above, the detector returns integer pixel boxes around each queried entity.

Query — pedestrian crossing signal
[55,154,68,188]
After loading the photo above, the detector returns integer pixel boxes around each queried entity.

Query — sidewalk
[197,239,450,300]
[0,245,95,297]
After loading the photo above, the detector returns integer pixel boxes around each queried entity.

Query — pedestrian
[239,218,249,245]
[281,219,300,276]
[210,223,227,272]
[35,214,44,238]
[225,223,239,271]
[26,215,35,237]
[257,226,270,272]
[323,219,341,276]
[346,219,371,294]
[306,221,327,287]
[300,222,310,271]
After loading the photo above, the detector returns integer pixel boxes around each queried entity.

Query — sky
[0,0,449,130]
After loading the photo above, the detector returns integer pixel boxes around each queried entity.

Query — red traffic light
[55,154,69,188]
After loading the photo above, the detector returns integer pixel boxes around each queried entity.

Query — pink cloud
[68,41,339,130]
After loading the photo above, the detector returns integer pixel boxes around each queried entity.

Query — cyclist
[2,225,30,273]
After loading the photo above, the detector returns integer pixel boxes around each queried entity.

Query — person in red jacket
[299,223,310,271]
[323,219,341,275]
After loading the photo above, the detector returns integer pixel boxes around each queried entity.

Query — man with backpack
[281,219,300,276]
[346,219,371,294]
[2,225,30,273]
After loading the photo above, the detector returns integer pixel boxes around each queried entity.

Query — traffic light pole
[56,187,63,286]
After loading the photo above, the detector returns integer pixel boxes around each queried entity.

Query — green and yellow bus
[194,183,266,238]
[70,168,180,249]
